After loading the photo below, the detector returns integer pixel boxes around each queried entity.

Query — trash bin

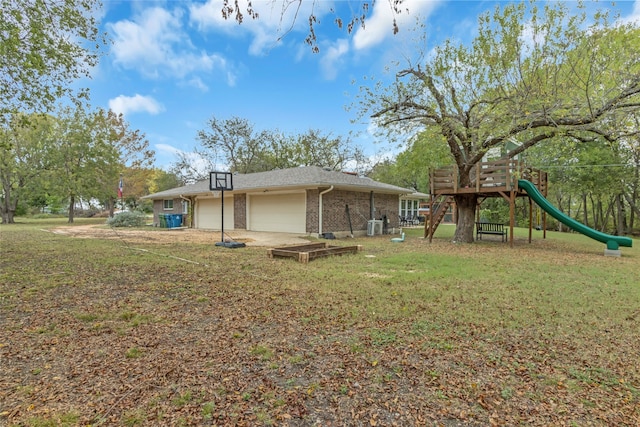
[171,214,183,228]
[159,214,167,228]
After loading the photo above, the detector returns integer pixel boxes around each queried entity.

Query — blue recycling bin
[170,214,183,228]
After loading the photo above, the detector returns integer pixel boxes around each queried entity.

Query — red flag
[118,177,123,198]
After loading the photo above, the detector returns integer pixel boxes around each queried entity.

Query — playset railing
[430,159,547,195]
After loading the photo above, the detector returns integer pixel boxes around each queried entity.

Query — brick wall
[153,198,184,226]
[374,193,402,227]
[234,193,246,229]
[320,190,400,235]
[155,190,401,233]
[306,189,320,233]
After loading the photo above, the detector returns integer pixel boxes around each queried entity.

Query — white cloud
[155,143,183,157]
[155,143,224,175]
[622,0,640,24]
[108,6,235,84]
[352,0,442,51]
[184,77,209,92]
[320,39,349,80]
[189,0,334,55]
[108,94,164,116]
[226,71,238,87]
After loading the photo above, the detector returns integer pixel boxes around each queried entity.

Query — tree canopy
[0,0,104,126]
[0,108,153,223]
[360,1,640,242]
[172,116,365,182]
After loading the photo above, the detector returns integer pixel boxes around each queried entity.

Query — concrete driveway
[52,224,313,247]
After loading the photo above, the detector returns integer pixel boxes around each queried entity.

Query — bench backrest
[476,222,504,231]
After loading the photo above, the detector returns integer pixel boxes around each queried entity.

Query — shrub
[106,211,146,228]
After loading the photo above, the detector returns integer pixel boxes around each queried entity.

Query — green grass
[250,344,274,361]
[1,218,638,426]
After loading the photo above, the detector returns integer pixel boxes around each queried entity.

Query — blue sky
[86,1,640,171]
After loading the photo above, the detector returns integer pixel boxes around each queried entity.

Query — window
[182,200,189,214]
[400,199,419,218]
[163,199,173,210]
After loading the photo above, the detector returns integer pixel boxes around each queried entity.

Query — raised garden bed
[267,242,363,264]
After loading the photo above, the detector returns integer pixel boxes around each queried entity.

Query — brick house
[143,166,412,237]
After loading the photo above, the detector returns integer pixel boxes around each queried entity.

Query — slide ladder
[518,179,632,251]
[424,196,454,240]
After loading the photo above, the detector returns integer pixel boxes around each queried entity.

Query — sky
[85,0,640,171]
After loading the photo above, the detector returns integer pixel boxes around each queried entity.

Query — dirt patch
[50,224,312,247]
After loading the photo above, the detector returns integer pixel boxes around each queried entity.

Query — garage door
[248,192,306,233]
[195,196,234,230]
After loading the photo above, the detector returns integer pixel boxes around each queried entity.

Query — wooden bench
[475,222,508,242]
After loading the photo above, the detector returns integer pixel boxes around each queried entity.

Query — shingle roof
[144,166,412,199]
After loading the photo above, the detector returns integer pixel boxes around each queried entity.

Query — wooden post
[509,189,516,247]
[453,165,458,193]
[428,195,434,242]
[542,171,547,240]
[528,197,533,243]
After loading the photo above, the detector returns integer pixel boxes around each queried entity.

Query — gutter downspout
[179,195,191,227]
[318,186,334,236]
[370,191,375,220]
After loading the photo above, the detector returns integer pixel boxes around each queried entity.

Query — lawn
[1,218,639,426]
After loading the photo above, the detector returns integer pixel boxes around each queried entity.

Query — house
[400,191,430,224]
[419,199,456,225]
[143,166,413,237]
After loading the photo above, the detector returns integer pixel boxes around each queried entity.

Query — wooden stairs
[424,196,454,240]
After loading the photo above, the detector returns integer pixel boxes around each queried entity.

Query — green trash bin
[159,214,167,228]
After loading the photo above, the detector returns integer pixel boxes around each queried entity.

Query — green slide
[518,179,633,250]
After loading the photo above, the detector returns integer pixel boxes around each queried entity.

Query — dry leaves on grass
[1,223,639,426]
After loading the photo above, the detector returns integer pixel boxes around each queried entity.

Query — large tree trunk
[1,208,15,224]
[108,197,115,217]
[1,182,17,224]
[616,194,626,236]
[453,194,478,243]
[556,193,565,232]
[623,191,640,223]
[601,196,614,233]
[67,195,75,224]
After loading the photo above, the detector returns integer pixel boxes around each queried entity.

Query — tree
[101,111,154,215]
[220,0,408,52]
[46,107,120,222]
[623,122,640,231]
[290,129,366,172]
[196,116,265,174]
[179,115,365,181]
[361,2,640,242]
[0,0,104,128]
[0,114,54,223]
[43,107,153,223]
[528,137,630,233]
[368,127,452,191]
[170,149,218,184]
[117,166,154,211]
[149,169,182,193]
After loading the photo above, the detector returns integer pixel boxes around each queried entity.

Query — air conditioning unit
[367,220,383,236]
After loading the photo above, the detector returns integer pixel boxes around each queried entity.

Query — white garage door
[196,196,234,230]
[248,192,306,233]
